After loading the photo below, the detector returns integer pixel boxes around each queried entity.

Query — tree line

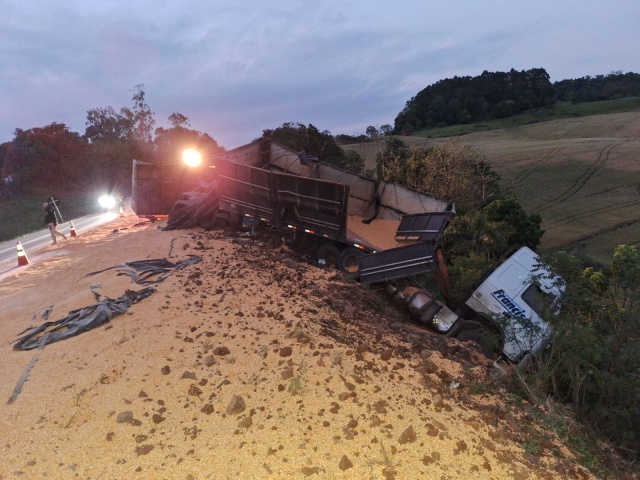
[0,85,224,203]
[394,69,640,134]
[555,71,640,103]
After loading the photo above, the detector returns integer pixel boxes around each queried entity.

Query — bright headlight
[98,195,116,209]
[182,148,202,167]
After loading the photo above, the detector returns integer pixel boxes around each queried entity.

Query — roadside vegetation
[534,246,640,464]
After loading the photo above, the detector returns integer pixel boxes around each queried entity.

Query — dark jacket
[44,207,57,225]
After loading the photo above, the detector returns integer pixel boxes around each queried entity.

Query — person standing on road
[43,202,66,245]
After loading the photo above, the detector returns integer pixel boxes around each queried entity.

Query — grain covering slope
[0,216,596,479]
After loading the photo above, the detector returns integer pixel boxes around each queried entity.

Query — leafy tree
[441,208,509,260]
[493,99,518,118]
[457,109,473,124]
[4,123,88,193]
[130,84,155,145]
[365,125,379,138]
[168,112,190,128]
[85,138,137,195]
[264,122,363,171]
[439,194,543,306]
[394,68,556,132]
[482,195,543,249]
[445,251,495,306]
[154,113,224,164]
[334,133,368,145]
[85,106,134,142]
[83,85,163,191]
[400,122,414,135]
[531,246,640,458]
[382,140,496,213]
[379,124,393,136]
[376,137,410,182]
[555,71,640,103]
[84,103,137,194]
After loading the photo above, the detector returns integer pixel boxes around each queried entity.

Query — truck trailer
[161,137,458,284]
[134,137,563,366]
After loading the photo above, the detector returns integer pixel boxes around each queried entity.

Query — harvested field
[344,111,640,263]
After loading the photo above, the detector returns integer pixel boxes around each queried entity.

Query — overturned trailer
[136,137,562,366]
[212,138,456,284]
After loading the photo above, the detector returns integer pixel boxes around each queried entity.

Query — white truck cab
[464,246,563,363]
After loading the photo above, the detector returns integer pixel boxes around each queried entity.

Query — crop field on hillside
[344,111,640,264]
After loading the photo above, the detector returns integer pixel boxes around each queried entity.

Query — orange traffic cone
[119,206,125,218]
[69,221,78,237]
[17,241,29,266]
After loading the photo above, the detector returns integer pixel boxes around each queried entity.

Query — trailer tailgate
[359,243,438,283]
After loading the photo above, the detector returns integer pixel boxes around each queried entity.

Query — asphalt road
[0,210,121,275]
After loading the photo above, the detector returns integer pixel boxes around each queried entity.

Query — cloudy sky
[1,0,638,149]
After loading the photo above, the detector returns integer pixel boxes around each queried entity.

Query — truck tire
[212,211,231,228]
[317,243,341,269]
[337,247,363,279]
[266,232,282,249]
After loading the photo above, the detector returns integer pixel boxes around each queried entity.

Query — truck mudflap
[359,243,437,284]
[395,212,454,244]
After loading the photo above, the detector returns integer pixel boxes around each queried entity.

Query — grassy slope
[343,100,640,265]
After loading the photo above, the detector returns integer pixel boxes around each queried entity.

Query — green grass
[569,222,640,267]
[412,97,640,139]
[0,194,48,241]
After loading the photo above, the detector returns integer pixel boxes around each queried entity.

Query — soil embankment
[0,216,597,479]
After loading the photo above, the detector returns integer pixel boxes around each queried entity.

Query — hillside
[0,215,616,479]
[344,111,640,264]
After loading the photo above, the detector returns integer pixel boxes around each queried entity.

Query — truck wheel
[337,247,363,279]
[229,214,243,228]
[212,211,231,228]
[266,232,282,249]
[317,243,341,268]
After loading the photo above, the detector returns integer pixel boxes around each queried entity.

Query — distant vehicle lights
[98,194,116,210]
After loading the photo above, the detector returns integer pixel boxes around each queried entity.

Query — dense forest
[394,69,640,134]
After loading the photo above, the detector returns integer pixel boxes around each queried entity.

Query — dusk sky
[1,0,638,149]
